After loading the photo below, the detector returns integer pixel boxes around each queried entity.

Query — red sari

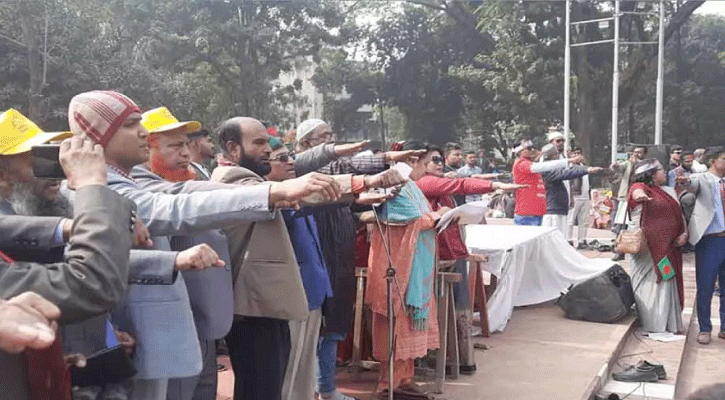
[628,183,686,306]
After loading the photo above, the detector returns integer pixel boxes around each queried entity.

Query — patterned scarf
[379,181,436,330]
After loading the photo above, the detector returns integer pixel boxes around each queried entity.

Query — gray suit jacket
[132,165,234,340]
[107,166,274,379]
[0,214,63,250]
[685,172,720,245]
[0,185,135,400]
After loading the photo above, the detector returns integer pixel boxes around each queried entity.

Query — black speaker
[557,264,635,323]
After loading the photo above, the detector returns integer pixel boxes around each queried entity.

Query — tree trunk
[17,1,43,122]
[574,47,595,162]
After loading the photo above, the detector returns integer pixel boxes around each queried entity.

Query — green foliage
[0,0,345,132]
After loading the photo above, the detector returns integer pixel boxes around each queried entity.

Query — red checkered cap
[68,91,141,147]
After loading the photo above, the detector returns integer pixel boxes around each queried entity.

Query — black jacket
[541,167,588,215]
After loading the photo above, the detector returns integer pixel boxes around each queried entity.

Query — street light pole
[564,0,571,154]
[654,0,665,145]
[611,0,620,164]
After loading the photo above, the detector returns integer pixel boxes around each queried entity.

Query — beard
[149,153,198,182]
[8,181,73,218]
[239,151,271,177]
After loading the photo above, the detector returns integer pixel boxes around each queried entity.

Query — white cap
[296,119,327,142]
[547,130,564,142]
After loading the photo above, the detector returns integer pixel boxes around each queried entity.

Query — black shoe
[459,364,477,375]
[611,365,658,382]
[636,360,666,380]
[612,253,625,262]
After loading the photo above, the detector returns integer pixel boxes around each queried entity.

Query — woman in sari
[366,142,443,397]
[416,145,523,373]
[628,159,688,333]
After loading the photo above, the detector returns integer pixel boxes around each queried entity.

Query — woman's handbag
[614,228,646,254]
[614,207,646,254]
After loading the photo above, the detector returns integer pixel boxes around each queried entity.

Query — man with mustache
[133,107,234,400]
[0,113,136,400]
[67,91,341,400]
[0,109,224,400]
[211,117,404,400]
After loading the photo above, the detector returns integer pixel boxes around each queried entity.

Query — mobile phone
[31,144,65,179]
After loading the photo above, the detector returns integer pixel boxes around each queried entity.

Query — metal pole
[564,0,571,154]
[654,0,665,145]
[611,0,620,164]
[387,268,394,400]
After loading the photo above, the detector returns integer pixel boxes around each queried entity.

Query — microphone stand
[372,206,399,400]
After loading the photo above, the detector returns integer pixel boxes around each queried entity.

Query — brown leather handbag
[614,228,646,254]
[614,208,646,254]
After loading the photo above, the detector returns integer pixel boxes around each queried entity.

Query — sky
[694,1,725,17]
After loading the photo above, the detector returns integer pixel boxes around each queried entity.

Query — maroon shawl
[628,183,685,306]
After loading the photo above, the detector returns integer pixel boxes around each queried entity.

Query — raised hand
[334,140,370,156]
[587,167,604,174]
[568,154,585,165]
[631,188,652,203]
[60,135,107,190]
[269,172,342,205]
[0,292,60,353]
[175,244,225,270]
[363,169,408,189]
[492,182,528,191]
[133,218,153,248]
[355,191,394,205]
[385,149,427,163]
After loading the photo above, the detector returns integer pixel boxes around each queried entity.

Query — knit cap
[68,91,141,147]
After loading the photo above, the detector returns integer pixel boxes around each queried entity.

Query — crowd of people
[508,134,725,346]
[0,91,527,400]
[2,89,725,400]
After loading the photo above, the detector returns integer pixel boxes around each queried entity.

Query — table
[465,224,611,332]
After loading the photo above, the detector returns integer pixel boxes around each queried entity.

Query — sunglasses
[554,139,565,143]
[672,151,682,154]
[431,156,444,165]
[271,153,294,162]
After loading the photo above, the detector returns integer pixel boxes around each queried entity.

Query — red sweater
[416,175,494,260]
[513,158,547,216]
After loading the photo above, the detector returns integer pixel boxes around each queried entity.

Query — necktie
[720,179,725,219]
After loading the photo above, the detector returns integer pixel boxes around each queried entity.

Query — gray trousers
[281,309,323,400]
[167,338,217,400]
[568,198,591,244]
[130,379,167,400]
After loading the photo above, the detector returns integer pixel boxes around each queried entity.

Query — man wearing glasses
[669,145,683,172]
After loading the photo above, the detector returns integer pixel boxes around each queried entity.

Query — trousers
[568,198,591,244]
[167,338,217,400]
[282,309,322,400]
[695,236,725,333]
[225,317,291,400]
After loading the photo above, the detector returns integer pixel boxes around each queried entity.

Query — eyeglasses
[431,156,444,165]
[270,153,294,162]
[672,151,682,155]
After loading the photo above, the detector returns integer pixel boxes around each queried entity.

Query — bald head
[215,116,271,176]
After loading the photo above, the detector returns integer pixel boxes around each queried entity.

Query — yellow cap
[0,109,72,155]
[141,107,201,135]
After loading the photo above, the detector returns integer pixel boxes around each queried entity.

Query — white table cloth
[465,224,611,332]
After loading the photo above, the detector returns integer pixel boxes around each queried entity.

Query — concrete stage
[215,219,725,400]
